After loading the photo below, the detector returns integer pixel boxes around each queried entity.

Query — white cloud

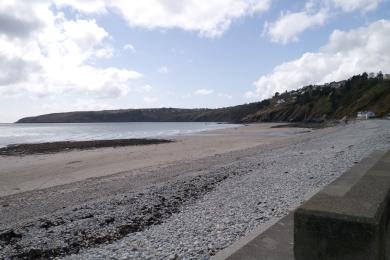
[140,85,152,93]
[331,0,383,12]
[54,0,271,38]
[0,0,47,38]
[123,43,136,53]
[0,1,143,99]
[194,89,214,95]
[217,93,233,99]
[264,9,327,44]
[264,0,384,44]
[94,47,114,59]
[143,97,158,103]
[157,66,169,73]
[54,0,108,14]
[246,19,390,100]
[40,99,118,113]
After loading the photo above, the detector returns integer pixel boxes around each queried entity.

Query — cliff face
[16,74,390,124]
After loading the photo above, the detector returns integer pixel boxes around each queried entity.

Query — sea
[0,122,241,147]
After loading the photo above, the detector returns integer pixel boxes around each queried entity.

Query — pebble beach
[1,120,389,259]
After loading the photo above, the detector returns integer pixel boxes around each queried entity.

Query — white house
[357,111,376,120]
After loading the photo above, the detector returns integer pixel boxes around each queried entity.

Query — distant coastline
[16,74,390,124]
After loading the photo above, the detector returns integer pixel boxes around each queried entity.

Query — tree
[377,71,384,80]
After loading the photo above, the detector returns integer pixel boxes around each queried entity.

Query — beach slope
[0,121,389,259]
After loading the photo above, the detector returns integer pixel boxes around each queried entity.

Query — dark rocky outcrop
[0,139,173,156]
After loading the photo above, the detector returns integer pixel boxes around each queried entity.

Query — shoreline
[0,123,307,197]
[0,121,337,156]
[0,122,242,149]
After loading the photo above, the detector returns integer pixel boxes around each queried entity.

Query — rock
[168,253,178,259]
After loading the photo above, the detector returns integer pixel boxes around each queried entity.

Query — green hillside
[243,72,390,122]
[16,73,390,124]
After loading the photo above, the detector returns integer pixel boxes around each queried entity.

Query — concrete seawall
[214,150,389,260]
[295,150,390,259]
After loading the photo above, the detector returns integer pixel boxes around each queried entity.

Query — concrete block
[294,150,390,260]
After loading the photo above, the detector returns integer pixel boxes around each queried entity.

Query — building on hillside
[357,111,376,120]
[325,80,346,88]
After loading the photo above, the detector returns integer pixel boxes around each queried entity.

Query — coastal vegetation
[16,73,390,124]
[244,72,390,122]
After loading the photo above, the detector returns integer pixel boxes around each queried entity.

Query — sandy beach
[0,120,389,259]
[0,123,307,197]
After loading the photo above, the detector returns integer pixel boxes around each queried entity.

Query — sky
[0,0,389,122]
